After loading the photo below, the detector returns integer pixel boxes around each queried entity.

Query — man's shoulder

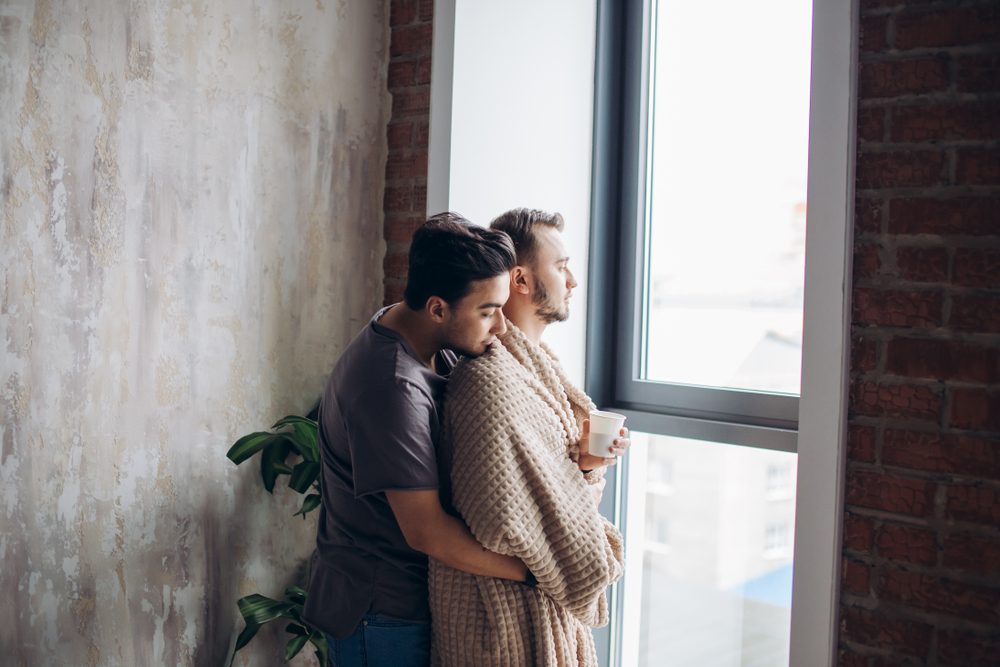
[448,345,520,398]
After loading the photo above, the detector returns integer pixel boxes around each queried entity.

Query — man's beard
[533,278,569,324]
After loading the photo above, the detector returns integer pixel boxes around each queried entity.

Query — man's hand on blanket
[577,419,632,471]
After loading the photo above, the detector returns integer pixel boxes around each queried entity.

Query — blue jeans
[325,613,430,667]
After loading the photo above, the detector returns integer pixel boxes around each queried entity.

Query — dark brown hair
[403,212,517,310]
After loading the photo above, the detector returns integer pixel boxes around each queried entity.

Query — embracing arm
[386,489,529,582]
[447,361,624,626]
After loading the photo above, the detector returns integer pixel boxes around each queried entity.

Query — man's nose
[567,269,578,289]
[492,312,507,336]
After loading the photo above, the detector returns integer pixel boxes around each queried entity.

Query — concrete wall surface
[0,1,389,664]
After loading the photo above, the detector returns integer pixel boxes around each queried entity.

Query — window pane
[643,0,813,394]
[623,432,797,667]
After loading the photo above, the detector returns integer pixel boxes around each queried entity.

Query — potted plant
[226,413,328,666]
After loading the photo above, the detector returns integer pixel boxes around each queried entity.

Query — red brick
[946,483,1000,524]
[844,512,876,552]
[857,106,886,143]
[383,185,413,213]
[884,429,1000,477]
[891,103,1000,143]
[856,197,884,235]
[956,148,1000,186]
[390,0,417,27]
[849,423,878,462]
[938,628,1000,666]
[384,214,423,243]
[951,294,1000,334]
[886,338,998,384]
[390,24,433,58]
[418,0,433,23]
[857,150,947,190]
[853,288,943,328]
[852,380,943,421]
[387,121,413,148]
[837,648,867,667]
[895,245,948,283]
[412,186,426,215]
[384,250,409,278]
[384,282,405,306]
[413,120,429,147]
[846,468,936,516]
[877,567,1000,623]
[957,53,1000,93]
[942,532,1000,577]
[954,247,1000,289]
[415,57,432,85]
[853,241,882,281]
[839,605,933,656]
[949,388,1000,432]
[877,522,937,565]
[842,557,872,595]
[888,197,999,236]
[391,87,431,116]
[859,58,949,99]
[385,152,426,181]
[895,6,1000,50]
[860,14,889,53]
[388,60,416,89]
[851,334,880,375]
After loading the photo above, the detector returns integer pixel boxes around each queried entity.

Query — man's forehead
[534,225,567,261]
[465,273,510,306]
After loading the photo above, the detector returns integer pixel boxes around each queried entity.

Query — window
[587,0,826,665]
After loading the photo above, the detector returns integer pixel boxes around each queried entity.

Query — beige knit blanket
[430,322,625,666]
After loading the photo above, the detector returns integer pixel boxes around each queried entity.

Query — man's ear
[511,266,531,295]
[425,296,448,323]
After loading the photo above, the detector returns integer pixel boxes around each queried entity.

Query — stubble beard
[533,278,569,324]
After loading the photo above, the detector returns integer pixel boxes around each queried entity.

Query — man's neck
[379,303,440,368]
[503,302,547,346]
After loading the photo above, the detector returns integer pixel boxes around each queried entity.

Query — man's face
[530,226,577,324]
[442,273,510,357]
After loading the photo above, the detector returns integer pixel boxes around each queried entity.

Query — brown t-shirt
[303,307,456,638]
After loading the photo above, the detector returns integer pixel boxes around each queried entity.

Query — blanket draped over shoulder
[430,322,625,667]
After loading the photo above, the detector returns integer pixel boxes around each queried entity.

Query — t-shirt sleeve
[347,381,439,497]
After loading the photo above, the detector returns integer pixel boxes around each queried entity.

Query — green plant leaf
[284,633,310,661]
[309,631,330,667]
[227,432,286,465]
[236,594,296,632]
[260,439,293,493]
[273,416,319,461]
[294,493,321,518]
[285,622,308,636]
[288,461,321,493]
[285,585,307,605]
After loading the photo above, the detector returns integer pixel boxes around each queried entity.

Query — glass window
[588,0,814,664]
[641,0,812,395]
[623,433,797,667]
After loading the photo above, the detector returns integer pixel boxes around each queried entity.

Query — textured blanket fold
[430,322,625,666]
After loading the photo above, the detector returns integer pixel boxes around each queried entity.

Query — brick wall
[383,0,434,305]
[379,1,1000,663]
[841,1,1000,665]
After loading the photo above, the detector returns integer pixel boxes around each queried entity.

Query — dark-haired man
[303,213,530,667]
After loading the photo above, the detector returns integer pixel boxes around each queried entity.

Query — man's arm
[386,489,529,582]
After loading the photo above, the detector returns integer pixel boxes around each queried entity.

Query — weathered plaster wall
[0,1,388,665]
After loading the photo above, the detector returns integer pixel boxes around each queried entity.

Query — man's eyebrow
[557,256,570,264]
[478,302,505,309]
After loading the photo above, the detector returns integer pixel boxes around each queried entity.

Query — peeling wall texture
[0,1,389,664]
